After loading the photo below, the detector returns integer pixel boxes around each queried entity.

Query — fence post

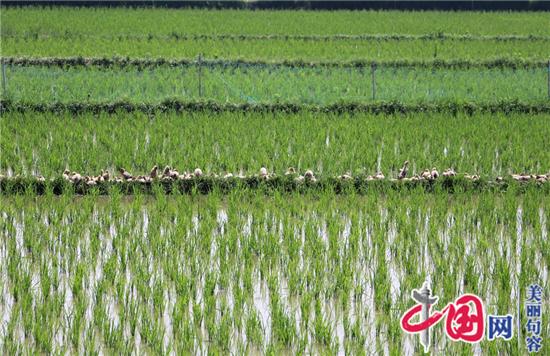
[371,62,376,101]
[1,62,6,96]
[198,54,203,98]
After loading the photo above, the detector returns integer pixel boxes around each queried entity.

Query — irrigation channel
[0,193,548,354]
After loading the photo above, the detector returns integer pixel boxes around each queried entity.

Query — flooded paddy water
[0,192,548,354]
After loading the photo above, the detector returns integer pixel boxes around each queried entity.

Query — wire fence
[2,57,550,104]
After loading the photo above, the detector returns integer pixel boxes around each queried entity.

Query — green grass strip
[6,33,550,42]
[2,56,547,69]
[2,176,549,195]
[2,99,549,115]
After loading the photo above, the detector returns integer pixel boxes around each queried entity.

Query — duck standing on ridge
[119,168,133,181]
[150,165,158,179]
[398,160,409,180]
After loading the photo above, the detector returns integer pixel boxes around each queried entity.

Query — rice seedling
[3,8,548,37]
[1,111,549,179]
[3,37,548,61]
[0,189,547,353]
[2,64,546,104]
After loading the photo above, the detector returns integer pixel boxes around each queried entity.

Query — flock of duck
[56,166,320,185]
[2,161,549,185]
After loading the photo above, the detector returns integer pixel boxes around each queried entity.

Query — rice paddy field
[0,6,549,355]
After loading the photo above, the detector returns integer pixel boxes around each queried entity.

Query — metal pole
[547,60,550,99]
[517,290,521,354]
[198,54,203,98]
[371,63,376,101]
[1,62,6,96]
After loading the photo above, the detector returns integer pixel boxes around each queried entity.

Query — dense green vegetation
[2,111,549,178]
[3,8,548,36]
[4,37,548,61]
[2,9,548,61]
[1,7,548,355]
[1,191,548,354]
[3,65,546,104]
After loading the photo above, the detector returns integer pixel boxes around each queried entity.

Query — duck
[169,169,179,179]
[36,175,46,183]
[421,170,431,180]
[338,172,353,180]
[285,167,296,176]
[194,168,203,177]
[71,172,82,183]
[136,176,147,184]
[512,174,530,182]
[304,170,316,182]
[374,172,385,180]
[259,167,269,179]
[442,168,456,177]
[119,168,133,181]
[62,169,71,181]
[431,168,439,179]
[398,161,409,180]
[224,173,234,179]
[149,165,158,179]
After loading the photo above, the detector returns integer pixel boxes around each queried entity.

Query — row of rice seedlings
[3,65,545,104]
[3,8,548,37]
[2,111,549,178]
[3,37,548,62]
[1,189,547,354]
